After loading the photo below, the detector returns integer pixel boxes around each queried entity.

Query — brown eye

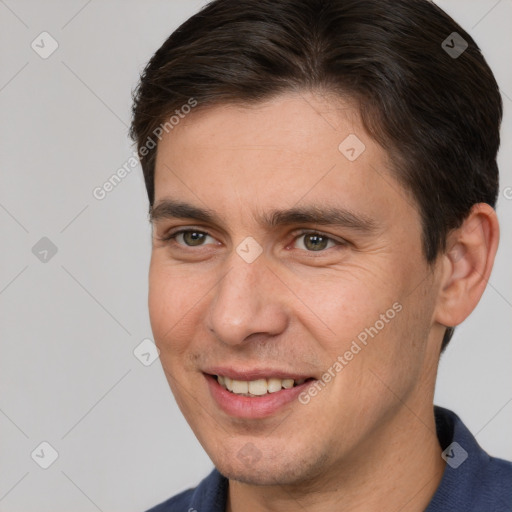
[181,231,207,246]
[302,233,330,251]
[293,231,339,252]
[163,229,215,247]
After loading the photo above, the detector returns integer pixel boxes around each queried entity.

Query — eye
[291,230,344,252]
[159,228,346,253]
[160,229,217,247]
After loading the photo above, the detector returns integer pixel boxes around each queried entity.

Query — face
[149,91,443,487]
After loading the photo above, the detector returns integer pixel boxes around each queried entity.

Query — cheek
[296,268,402,344]
[148,259,199,357]
[300,265,423,396]
[333,279,434,401]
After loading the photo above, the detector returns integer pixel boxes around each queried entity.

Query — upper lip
[203,367,316,381]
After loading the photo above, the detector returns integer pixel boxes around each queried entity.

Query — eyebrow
[150,198,378,234]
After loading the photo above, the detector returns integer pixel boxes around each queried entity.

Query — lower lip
[205,374,315,419]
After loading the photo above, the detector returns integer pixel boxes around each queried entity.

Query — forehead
[152,91,417,230]
[156,91,365,161]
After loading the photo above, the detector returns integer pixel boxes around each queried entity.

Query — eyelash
[158,228,346,254]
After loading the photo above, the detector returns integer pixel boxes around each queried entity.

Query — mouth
[203,371,318,419]
[213,374,315,397]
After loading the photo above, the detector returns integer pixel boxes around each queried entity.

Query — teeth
[231,380,248,394]
[267,378,282,393]
[248,379,267,396]
[216,375,307,396]
[281,379,294,389]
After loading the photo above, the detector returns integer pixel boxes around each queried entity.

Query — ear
[434,203,500,329]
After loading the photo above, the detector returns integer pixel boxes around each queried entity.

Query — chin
[211,447,323,487]
[219,464,301,486]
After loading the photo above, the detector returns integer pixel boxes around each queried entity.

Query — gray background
[0,1,510,511]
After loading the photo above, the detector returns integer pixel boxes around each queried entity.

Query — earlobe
[434,203,500,328]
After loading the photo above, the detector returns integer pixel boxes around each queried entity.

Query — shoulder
[427,406,512,511]
[144,468,228,512]
[463,453,512,511]
[145,488,195,512]
[477,454,512,497]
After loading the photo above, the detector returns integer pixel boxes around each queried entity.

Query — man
[130,0,512,510]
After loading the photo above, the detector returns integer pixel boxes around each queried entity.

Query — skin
[148,91,499,512]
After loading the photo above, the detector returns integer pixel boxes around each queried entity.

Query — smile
[215,375,312,396]
[204,373,318,419]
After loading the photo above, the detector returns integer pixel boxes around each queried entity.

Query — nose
[206,251,289,346]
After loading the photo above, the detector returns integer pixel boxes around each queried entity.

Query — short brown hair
[130,0,502,351]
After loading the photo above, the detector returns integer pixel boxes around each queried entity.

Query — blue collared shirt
[146,406,512,511]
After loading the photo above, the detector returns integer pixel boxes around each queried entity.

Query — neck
[227,403,446,512]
